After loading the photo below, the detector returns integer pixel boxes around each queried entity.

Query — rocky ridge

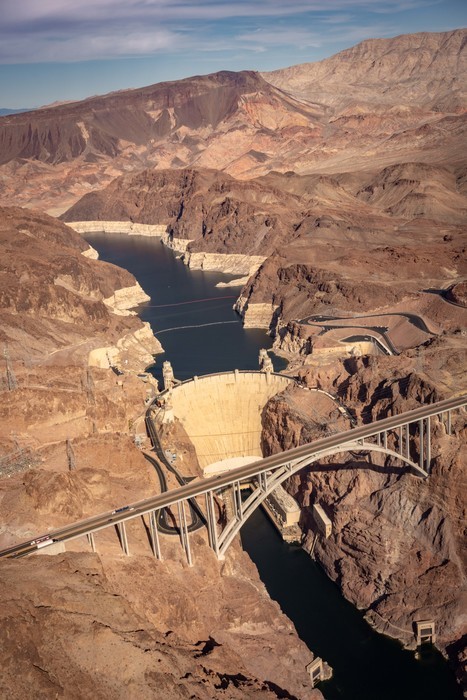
[0,30,464,213]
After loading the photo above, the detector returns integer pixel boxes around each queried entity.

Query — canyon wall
[68,221,167,236]
[260,340,467,690]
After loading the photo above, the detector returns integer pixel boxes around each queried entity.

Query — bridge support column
[419,419,424,470]
[206,491,221,557]
[178,500,193,566]
[383,430,388,450]
[234,481,244,521]
[447,410,452,435]
[398,426,403,455]
[87,532,96,553]
[149,510,163,560]
[117,521,129,556]
[405,423,410,459]
[426,416,431,473]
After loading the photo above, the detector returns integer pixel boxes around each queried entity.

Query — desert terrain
[0,27,466,698]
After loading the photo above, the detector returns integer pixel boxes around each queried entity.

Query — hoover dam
[157,369,293,472]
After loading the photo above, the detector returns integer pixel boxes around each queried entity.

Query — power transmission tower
[66,439,76,471]
[4,345,17,391]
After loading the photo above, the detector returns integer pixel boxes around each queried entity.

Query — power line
[146,295,236,308]
[155,320,238,335]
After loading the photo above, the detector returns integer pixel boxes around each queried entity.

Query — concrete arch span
[217,442,426,558]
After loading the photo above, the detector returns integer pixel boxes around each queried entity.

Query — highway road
[0,393,465,559]
[144,414,205,530]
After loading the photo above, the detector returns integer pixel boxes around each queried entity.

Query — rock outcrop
[0,206,161,368]
[260,339,467,691]
[0,547,322,700]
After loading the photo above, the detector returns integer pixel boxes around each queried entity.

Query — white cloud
[0,0,452,64]
[237,28,323,50]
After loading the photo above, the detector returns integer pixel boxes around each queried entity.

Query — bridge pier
[206,491,221,558]
[419,419,424,470]
[234,481,244,521]
[117,521,129,555]
[149,510,163,560]
[383,430,388,449]
[258,471,267,493]
[87,532,96,553]
[178,501,193,566]
[425,416,431,472]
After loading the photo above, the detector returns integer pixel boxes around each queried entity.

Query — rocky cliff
[260,337,467,692]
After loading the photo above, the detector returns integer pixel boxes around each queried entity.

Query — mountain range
[0,28,464,216]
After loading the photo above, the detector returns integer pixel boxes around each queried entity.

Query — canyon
[0,207,321,700]
[0,26,466,698]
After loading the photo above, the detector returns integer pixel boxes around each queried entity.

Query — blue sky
[0,0,465,108]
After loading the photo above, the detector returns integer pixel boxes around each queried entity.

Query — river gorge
[85,231,462,700]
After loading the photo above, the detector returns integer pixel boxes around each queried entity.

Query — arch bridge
[0,394,465,564]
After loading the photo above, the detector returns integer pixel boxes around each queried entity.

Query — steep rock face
[61,167,300,257]
[0,550,322,700]
[263,29,466,110]
[260,341,467,676]
[0,206,161,366]
[235,253,413,330]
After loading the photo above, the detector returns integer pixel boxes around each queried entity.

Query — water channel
[86,232,461,700]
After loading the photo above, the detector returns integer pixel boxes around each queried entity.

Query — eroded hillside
[0,30,464,214]
[0,206,322,700]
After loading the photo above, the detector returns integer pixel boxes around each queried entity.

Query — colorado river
[86,232,461,700]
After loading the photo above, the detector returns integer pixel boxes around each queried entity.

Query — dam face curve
[163,371,294,472]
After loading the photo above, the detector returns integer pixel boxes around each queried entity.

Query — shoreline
[65,220,266,278]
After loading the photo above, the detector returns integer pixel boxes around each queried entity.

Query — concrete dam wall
[168,371,294,471]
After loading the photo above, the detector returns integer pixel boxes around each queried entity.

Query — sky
[0,0,465,109]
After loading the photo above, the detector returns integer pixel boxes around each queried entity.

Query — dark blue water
[86,232,461,700]
[241,509,461,700]
[86,233,285,382]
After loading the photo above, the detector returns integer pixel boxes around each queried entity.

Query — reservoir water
[86,233,285,381]
[86,233,461,700]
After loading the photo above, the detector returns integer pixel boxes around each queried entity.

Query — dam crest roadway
[0,368,465,566]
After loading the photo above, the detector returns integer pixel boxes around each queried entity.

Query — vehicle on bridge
[111,506,135,515]
[30,535,54,549]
